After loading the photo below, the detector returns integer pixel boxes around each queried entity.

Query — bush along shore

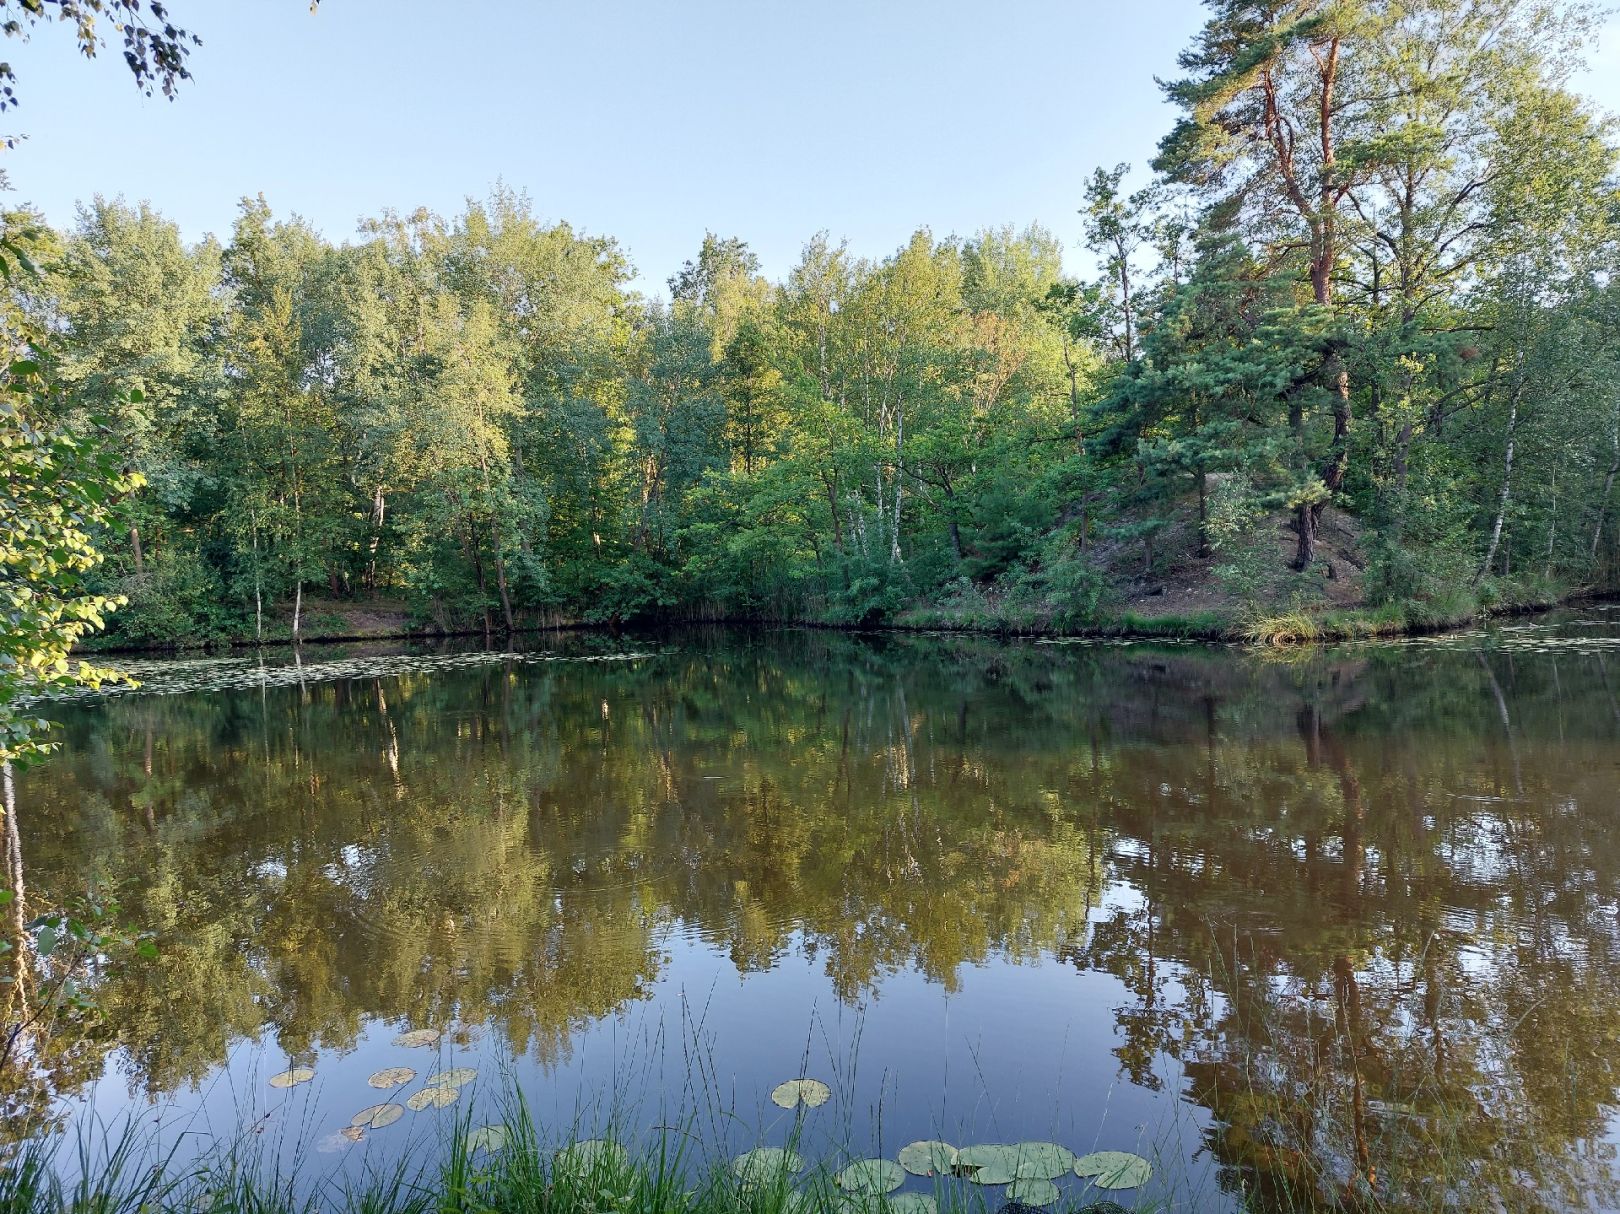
[75,574,1599,653]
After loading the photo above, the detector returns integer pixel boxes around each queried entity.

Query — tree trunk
[1,761,28,1044]
[1545,470,1558,580]
[1478,387,1519,584]
[129,526,145,577]
[491,516,515,633]
[1592,407,1620,565]
[251,512,264,644]
[468,519,492,637]
[3,763,22,926]
[1196,469,1210,559]
[291,580,303,642]
[1295,505,1318,569]
[890,408,905,564]
[822,474,844,555]
[1393,420,1413,494]
[368,487,387,591]
[1116,235,1136,363]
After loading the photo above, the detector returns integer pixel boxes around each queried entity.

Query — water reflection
[7,625,1620,1211]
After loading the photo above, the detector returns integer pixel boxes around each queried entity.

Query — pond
[8,619,1620,1212]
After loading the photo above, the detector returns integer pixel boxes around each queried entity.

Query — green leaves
[955,1144,1074,1185]
[731,1147,805,1189]
[897,1141,958,1177]
[770,1077,831,1109]
[467,1124,510,1153]
[1005,1178,1060,1206]
[350,1102,404,1129]
[1074,1151,1152,1190]
[834,1159,905,1195]
[1,395,142,765]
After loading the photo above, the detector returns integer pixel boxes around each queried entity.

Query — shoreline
[77,586,1610,657]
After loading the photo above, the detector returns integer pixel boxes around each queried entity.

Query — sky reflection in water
[12,622,1620,1212]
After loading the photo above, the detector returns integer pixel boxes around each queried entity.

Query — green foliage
[106,548,238,646]
[1205,473,1279,607]
[10,0,1620,644]
[1,391,141,764]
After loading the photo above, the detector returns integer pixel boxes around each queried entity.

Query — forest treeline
[14,0,1620,643]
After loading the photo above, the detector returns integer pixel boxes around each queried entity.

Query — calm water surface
[10,621,1620,1211]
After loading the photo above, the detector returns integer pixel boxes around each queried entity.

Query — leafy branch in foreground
[0,0,201,113]
[1,384,141,768]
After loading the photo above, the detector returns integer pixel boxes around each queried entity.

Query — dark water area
[9,618,1620,1211]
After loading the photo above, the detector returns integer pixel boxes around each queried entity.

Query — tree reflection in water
[7,625,1620,1211]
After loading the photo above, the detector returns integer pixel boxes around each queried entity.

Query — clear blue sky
[8,0,1619,293]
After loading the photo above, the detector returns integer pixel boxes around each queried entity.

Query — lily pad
[350,1102,404,1129]
[405,1085,460,1111]
[957,1146,1018,1185]
[884,1197,937,1214]
[391,1028,441,1048]
[1007,1143,1075,1179]
[340,1126,366,1143]
[466,1124,510,1153]
[731,1147,806,1189]
[1005,1180,1060,1207]
[1074,1151,1151,1190]
[958,1143,1074,1184]
[555,1139,629,1176]
[423,1066,477,1089]
[367,1067,416,1089]
[898,1140,959,1177]
[770,1078,832,1109]
[841,1196,936,1214]
[268,1067,314,1089]
[836,1159,905,1196]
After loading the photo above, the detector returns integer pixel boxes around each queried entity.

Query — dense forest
[11,0,1620,645]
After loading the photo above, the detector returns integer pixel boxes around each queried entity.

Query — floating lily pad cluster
[736,1077,1153,1209]
[391,1064,478,1120]
[282,1024,485,1148]
[22,650,664,707]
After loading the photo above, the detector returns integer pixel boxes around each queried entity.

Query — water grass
[0,1103,1164,1214]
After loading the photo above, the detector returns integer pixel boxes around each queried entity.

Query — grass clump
[1239,609,1322,646]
